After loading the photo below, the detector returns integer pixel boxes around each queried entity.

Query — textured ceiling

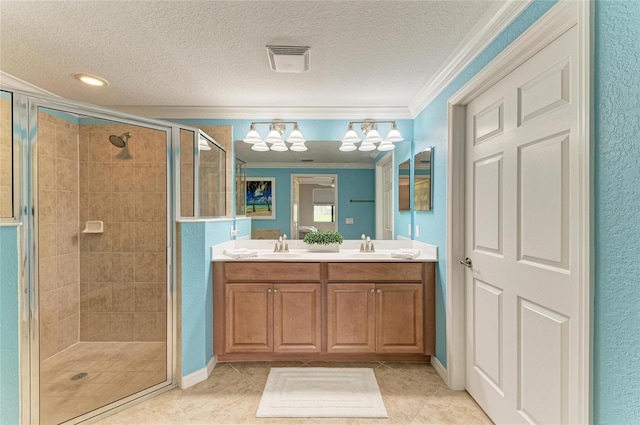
[0,0,495,109]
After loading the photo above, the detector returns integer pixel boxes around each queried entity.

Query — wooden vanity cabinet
[326,263,424,355]
[214,261,435,362]
[217,262,322,357]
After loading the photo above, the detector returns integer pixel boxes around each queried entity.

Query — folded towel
[223,248,258,259]
[390,249,421,259]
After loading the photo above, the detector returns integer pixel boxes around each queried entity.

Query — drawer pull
[274,288,278,293]
[370,288,375,293]
[376,289,381,294]
[267,288,272,293]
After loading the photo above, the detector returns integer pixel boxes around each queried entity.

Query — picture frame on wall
[246,178,275,219]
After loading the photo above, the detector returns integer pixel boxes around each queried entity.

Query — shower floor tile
[39,341,166,425]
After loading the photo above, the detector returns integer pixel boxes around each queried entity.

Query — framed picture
[246,178,275,219]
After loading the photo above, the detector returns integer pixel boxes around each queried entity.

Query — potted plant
[303,231,344,252]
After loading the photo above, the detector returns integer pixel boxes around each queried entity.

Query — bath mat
[256,367,388,418]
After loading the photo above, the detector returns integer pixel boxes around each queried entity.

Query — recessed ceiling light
[73,73,109,87]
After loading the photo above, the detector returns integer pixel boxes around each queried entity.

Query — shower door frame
[16,91,179,425]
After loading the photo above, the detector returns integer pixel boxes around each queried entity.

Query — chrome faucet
[274,234,289,252]
[360,234,375,252]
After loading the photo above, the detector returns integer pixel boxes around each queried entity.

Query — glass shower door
[33,106,171,424]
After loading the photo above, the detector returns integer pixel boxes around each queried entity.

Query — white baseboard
[180,355,217,389]
[431,355,449,387]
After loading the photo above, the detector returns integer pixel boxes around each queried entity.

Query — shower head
[109,132,131,148]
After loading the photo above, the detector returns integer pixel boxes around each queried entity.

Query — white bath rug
[256,367,388,418]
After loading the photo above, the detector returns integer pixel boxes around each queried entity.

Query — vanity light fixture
[73,73,109,87]
[242,120,307,152]
[340,120,404,152]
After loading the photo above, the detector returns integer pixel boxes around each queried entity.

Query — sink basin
[348,253,390,259]
[258,253,304,259]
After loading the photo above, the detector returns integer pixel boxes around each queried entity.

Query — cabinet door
[376,284,424,353]
[327,283,376,353]
[225,283,273,353]
[274,284,321,353]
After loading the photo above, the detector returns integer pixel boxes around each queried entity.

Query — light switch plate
[345,217,354,224]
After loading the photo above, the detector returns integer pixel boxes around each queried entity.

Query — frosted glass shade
[342,129,361,143]
[251,141,269,151]
[358,141,377,151]
[377,140,395,151]
[339,142,357,152]
[265,129,283,144]
[198,138,212,151]
[385,127,404,143]
[270,141,288,151]
[287,128,305,143]
[290,142,308,152]
[243,129,262,144]
[363,129,382,143]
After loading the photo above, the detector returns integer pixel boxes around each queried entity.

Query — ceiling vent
[266,45,310,73]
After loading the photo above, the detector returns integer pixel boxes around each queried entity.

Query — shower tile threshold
[39,341,167,425]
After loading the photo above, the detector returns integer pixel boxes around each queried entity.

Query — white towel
[223,248,258,259]
[390,249,421,259]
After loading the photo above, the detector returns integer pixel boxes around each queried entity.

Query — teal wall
[246,168,375,240]
[179,219,235,375]
[0,225,20,425]
[412,0,557,366]
[593,1,640,422]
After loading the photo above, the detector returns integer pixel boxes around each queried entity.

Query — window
[313,188,335,222]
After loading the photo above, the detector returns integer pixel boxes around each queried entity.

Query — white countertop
[211,239,437,262]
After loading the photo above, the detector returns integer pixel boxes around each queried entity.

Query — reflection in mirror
[292,174,337,239]
[398,158,411,212]
[0,91,12,217]
[180,129,195,217]
[236,158,246,216]
[199,131,226,217]
[414,147,432,211]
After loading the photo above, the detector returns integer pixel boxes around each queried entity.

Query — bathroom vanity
[212,242,436,362]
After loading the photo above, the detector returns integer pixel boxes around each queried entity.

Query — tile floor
[93,362,493,425]
[39,342,167,425]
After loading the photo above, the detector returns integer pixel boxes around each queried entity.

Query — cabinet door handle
[370,288,375,293]
[376,289,381,294]
[267,288,272,293]
[274,288,278,293]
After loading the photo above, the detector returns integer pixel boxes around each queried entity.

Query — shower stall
[0,88,227,424]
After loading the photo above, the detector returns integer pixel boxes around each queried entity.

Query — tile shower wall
[197,125,231,217]
[0,94,12,217]
[37,111,81,359]
[78,124,167,342]
[180,129,194,217]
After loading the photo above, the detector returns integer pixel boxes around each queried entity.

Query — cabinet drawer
[327,262,423,281]
[224,262,321,282]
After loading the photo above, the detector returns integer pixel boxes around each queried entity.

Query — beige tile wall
[180,129,194,217]
[37,111,81,359]
[196,126,232,217]
[0,95,12,218]
[78,124,167,342]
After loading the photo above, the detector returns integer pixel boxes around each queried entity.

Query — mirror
[199,131,227,217]
[397,147,432,212]
[398,158,411,211]
[414,147,432,211]
[235,139,408,239]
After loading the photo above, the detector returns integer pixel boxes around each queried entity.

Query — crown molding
[111,105,413,120]
[0,71,60,97]
[408,0,533,117]
[245,162,374,170]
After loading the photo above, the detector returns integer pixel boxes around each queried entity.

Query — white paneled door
[465,25,580,424]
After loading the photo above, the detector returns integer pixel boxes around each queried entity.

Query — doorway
[446,2,590,424]
[290,174,337,239]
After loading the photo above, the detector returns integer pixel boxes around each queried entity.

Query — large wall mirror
[414,147,432,211]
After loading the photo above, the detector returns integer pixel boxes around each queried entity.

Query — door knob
[460,257,473,268]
